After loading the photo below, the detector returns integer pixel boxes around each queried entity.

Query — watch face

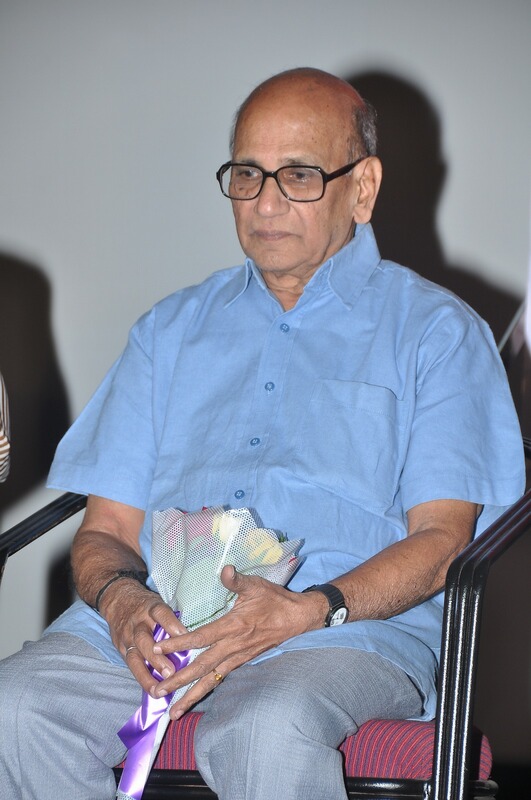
[330,607,348,626]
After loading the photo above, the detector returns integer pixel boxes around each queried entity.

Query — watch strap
[302,582,348,627]
[93,569,149,612]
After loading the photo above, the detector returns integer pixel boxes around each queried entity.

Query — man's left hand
[150,565,322,719]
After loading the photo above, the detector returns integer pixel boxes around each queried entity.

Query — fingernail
[153,645,162,654]
[161,667,173,679]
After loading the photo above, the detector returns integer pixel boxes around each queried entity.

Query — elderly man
[0,68,524,800]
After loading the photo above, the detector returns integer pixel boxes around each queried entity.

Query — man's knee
[193,653,359,800]
[196,652,357,753]
[0,650,36,729]
[196,647,422,755]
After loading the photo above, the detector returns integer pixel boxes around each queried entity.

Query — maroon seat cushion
[148,713,492,781]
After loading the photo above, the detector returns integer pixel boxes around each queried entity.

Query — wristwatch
[302,583,349,627]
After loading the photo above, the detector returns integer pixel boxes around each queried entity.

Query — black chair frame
[2,461,531,799]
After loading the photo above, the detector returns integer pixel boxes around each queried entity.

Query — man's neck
[259,268,318,311]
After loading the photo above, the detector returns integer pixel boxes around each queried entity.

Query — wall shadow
[346,70,520,342]
[346,70,530,769]
[0,252,74,616]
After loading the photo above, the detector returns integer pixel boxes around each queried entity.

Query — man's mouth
[253,230,291,241]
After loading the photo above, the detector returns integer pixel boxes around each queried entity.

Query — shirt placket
[229,310,301,506]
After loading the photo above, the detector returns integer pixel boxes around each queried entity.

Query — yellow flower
[245,528,284,565]
[213,511,242,543]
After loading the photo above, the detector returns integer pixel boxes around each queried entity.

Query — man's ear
[352,157,382,224]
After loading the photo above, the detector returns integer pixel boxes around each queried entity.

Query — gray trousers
[0,633,423,800]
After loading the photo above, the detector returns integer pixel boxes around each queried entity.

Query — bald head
[231,67,377,159]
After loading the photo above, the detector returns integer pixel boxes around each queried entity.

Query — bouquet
[116,505,303,800]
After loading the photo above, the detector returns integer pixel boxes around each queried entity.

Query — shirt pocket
[290,379,407,511]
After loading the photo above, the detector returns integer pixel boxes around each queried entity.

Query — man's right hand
[100,579,188,693]
[71,494,187,694]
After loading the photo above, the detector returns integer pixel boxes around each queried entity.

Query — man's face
[231,83,363,283]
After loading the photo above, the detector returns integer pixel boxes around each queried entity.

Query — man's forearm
[330,498,478,623]
[71,528,148,610]
[332,530,458,623]
[70,494,147,610]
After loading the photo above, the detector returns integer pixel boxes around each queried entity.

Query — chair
[1,461,531,800]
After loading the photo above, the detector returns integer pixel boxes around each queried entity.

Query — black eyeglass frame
[216,155,368,202]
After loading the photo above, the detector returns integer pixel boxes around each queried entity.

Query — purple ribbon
[117,615,190,800]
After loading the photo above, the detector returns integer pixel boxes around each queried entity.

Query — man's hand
[99,579,189,692]
[150,565,323,719]
[71,496,323,703]
[73,495,478,715]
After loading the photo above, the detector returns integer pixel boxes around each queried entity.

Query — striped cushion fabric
[0,372,10,483]
[339,719,492,780]
[151,713,492,781]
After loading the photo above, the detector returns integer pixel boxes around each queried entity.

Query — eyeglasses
[216,156,368,202]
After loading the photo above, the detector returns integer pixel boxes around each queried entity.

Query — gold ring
[125,645,138,656]
[212,669,223,683]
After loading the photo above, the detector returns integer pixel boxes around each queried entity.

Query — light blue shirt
[47,223,524,719]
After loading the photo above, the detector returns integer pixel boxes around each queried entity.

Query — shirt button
[234,489,245,499]
[280,323,290,333]
[264,382,275,392]
[250,437,261,447]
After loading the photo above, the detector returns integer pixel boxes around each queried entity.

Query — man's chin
[245,245,299,273]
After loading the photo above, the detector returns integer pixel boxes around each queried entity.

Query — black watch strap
[302,583,349,627]
[93,569,149,612]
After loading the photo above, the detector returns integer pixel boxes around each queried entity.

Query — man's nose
[255,175,289,213]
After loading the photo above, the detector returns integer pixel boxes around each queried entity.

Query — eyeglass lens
[221,165,325,201]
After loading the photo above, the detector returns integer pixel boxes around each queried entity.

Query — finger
[219,564,243,591]
[133,631,178,682]
[123,645,161,693]
[150,603,188,637]
[220,565,267,600]
[169,656,239,720]
[154,630,209,655]
[153,633,249,700]
[153,648,219,697]
[153,616,227,654]
[168,676,216,719]
[152,627,194,654]
[123,614,184,685]
[168,670,226,719]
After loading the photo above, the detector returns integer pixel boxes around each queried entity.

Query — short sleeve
[399,306,524,524]
[47,310,158,509]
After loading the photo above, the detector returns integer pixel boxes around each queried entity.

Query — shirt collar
[327,223,381,309]
[223,222,381,310]
[223,262,254,308]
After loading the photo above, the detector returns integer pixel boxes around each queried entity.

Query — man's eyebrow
[233,158,262,166]
[233,156,319,167]
[282,157,318,165]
